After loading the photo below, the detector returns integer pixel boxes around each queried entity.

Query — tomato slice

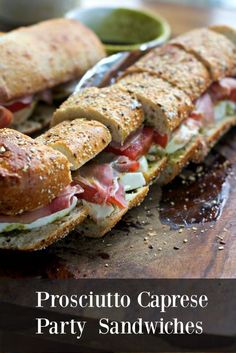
[107,127,154,160]
[153,131,168,148]
[0,106,13,128]
[6,101,31,113]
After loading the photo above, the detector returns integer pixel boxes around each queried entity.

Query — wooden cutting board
[0,1,236,279]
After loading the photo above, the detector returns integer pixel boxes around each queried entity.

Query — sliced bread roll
[210,25,236,76]
[171,28,236,80]
[0,18,105,103]
[36,119,111,170]
[0,129,71,216]
[52,86,144,145]
[76,186,149,238]
[210,25,236,47]
[117,73,193,136]
[0,204,88,251]
[122,45,211,100]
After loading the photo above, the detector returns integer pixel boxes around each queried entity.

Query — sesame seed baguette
[209,25,236,75]
[170,28,236,81]
[117,73,193,136]
[0,129,71,216]
[76,186,149,238]
[210,25,236,48]
[0,18,105,103]
[36,119,111,171]
[52,86,144,145]
[122,45,211,101]
[192,115,236,163]
[158,137,202,185]
[0,204,88,251]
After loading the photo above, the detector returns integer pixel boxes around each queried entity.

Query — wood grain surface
[0,1,236,279]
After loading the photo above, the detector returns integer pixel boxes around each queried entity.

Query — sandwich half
[0,18,105,134]
[0,119,111,250]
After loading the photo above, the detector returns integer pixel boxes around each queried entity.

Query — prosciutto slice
[0,184,83,224]
[75,163,127,208]
[209,78,236,102]
[190,93,214,125]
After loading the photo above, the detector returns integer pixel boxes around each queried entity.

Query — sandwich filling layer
[0,185,82,233]
[73,128,166,222]
[148,77,236,161]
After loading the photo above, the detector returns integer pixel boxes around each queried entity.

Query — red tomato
[0,106,13,128]
[107,127,154,160]
[153,131,168,148]
[6,101,30,113]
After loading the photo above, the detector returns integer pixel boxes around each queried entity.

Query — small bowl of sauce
[66,6,171,54]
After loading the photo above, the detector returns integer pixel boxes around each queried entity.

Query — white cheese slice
[0,197,77,233]
[165,120,199,154]
[138,156,149,173]
[120,172,146,192]
[83,201,114,222]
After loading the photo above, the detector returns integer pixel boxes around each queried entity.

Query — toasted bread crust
[0,204,88,251]
[0,19,105,103]
[159,137,202,185]
[210,25,236,76]
[123,45,211,100]
[0,129,71,215]
[144,157,167,184]
[77,186,149,238]
[52,86,144,144]
[210,25,236,47]
[36,119,111,170]
[171,28,236,81]
[117,73,193,134]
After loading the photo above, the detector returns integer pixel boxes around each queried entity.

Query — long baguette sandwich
[118,27,236,183]
[50,26,236,238]
[0,18,105,135]
[0,119,111,250]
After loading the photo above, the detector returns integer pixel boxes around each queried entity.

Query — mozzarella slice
[0,197,77,233]
[165,120,199,154]
[138,156,149,173]
[120,172,146,192]
[83,201,114,222]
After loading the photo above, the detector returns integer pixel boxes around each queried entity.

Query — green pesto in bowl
[66,7,171,54]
